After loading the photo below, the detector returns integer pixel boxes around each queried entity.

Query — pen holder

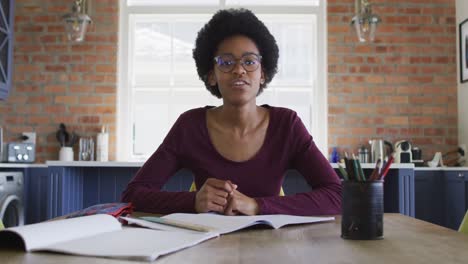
[341,180,383,240]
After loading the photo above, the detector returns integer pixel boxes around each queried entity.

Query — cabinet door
[415,171,443,226]
[24,168,49,224]
[0,0,14,100]
[444,171,466,230]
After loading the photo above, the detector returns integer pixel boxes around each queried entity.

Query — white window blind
[118,0,328,161]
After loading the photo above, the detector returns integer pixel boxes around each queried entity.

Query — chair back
[459,210,468,234]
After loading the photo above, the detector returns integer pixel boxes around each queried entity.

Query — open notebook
[0,213,334,261]
[0,214,217,261]
[122,213,335,235]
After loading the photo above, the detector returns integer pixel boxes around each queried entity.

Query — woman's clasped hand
[195,178,259,215]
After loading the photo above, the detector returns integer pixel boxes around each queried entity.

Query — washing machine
[0,171,24,227]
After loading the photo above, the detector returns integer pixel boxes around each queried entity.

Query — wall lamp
[62,0,92,42]
[351,0,381,42]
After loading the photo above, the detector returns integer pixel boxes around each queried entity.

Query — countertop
[0,163,48,168]
[1,161,413,169]
[1,161,466,170]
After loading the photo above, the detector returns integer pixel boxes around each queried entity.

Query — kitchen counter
[414,166,468,171]
[1,161,416,169]
[331,163,415,169]
[0,163,48,168]
[45,161,144,167]
[4,161,466,171]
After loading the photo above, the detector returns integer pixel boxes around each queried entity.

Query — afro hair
[193,8,279,98]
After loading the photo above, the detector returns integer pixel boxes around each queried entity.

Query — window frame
[117,0,328,161]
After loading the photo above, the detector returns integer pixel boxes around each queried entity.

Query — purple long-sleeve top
[121,105,342,215]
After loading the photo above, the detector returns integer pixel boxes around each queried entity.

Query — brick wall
[0,0,118,162]
[0,0,458,163]
[328,0,457,161]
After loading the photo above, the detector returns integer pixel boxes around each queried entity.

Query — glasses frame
[213,53,263,73]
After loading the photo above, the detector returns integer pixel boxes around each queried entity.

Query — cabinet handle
[458,173,464,178]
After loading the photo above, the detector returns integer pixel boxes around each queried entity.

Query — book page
[162,213,334,234]
[0,214,121,251]
[41,228,219,261]
[120,216,203,233]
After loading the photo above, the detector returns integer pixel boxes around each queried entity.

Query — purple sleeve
[121,115,197,214]
[255,113,342,216]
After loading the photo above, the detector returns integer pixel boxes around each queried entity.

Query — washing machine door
[0,195,24,228]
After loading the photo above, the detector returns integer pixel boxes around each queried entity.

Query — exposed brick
[328,0,457,159]
[2,0,457,163]
[55,96,78,105]
[78,116,101,124]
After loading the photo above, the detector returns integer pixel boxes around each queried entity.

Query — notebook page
[2,214,121,251]
[162,213,334,234]
[41,228,219,261]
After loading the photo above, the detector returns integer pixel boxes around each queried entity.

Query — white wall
[457,0,468,148]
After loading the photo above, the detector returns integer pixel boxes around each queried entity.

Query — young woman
[122,8,342,216]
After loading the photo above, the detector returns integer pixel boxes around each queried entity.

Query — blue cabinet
[24,167,49,224]
[415,170,443,226]
[415,170,468,230]
[0,0,14,100]
[29,166,416,220]
[444,171,466,230]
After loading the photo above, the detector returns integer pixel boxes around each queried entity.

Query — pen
[139,216,213,232]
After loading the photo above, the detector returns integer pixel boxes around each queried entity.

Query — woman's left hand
[223,190,259,216]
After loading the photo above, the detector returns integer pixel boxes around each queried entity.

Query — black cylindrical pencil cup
[341,180,384,240]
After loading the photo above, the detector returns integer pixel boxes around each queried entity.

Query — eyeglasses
[213,53,262,73]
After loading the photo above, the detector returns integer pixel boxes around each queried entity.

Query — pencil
[353,154,366,181]
[379,155,394,180]
[344,157,354,181]
[338,163,349,180]
[139,216,213,232]
[352,155,361,181]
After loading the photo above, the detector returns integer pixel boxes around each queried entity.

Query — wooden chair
[459,210,468,234]
[189,182,285,196]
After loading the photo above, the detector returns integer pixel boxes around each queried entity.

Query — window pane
[173,21,206,86]
[133,19,171,86]
[258,14,316,86]
[128,0,218,6]
[132,15,209,87]
[226,0,319,6]
[133,90,170,155]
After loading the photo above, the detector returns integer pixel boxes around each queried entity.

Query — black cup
[341,180,384,240]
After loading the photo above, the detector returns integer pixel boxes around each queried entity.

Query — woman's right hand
[195,178,237,213]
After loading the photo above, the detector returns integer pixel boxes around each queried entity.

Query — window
[118,0,327,161]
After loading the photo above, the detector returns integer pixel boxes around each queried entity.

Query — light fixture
[62,0,92,42]
[351,0,381,42]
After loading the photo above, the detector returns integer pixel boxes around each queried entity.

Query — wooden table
[1,213,468,264]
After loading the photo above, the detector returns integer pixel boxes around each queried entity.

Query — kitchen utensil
[369,139,393,163]
[79,137,94,161]
[56,123,70,147]
[358,145,369,163]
